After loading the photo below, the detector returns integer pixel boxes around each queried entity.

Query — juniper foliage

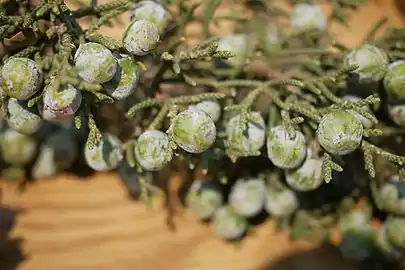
[2,0,405,266]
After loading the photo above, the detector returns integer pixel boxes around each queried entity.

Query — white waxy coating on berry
[384,60,405,100]
[339,227,374,261]
[387,174,405,197]
[388,104,405,127]
[1,57,43,100]
[267,125,307,169]
[379,183,398,203]
[381,185,405,216]
[211,205,248,240]
[386,217,405,249]
[217,34,248,67]
[338,209,370,232]
[6,98,42,135]
[31,130,78,180]
[130,0,169,33]
[373,175,405,215]
[0,128,36,165]
[74,42,117,84]
[168,107,216,153]
[123,20,160,56]
[185,180,224,219]
[229,178,266,218]
[316,110,363,155]
[84,132,124,172]
[285,157,323,192]
[226,111,266,160]
[344,44,389,84]
[32,146,57,180]
[36,99,72,124]
[192,99,221,123]
[134,129,173,171]
[375,225,403,260]
[343,95,374,128]
[290,4,326,32]
[104,53,141,100]
[265,187,298,217]
[42,79,82,122]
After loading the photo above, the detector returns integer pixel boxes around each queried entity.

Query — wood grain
[1,173,363,270]
[1,1,405,270]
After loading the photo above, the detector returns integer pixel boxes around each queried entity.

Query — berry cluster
[2,0,405,266]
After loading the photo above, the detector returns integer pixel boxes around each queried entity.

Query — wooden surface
[2,1,405,270]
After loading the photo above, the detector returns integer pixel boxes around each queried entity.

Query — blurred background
[2,0,405,269]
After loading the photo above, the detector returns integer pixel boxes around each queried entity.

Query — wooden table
[1,1,405,270]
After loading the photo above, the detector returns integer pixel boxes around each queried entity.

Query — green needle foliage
[2,0,405,266]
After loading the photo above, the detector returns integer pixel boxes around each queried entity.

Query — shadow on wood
[261,243,367,270]
[0,206,26,270]
[260,242,405,270]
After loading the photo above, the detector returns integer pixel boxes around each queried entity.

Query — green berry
[338,209,371,232]
[217,34,248,67]
[285,157,323,192]
[130,0,169,34]
[168,107,216,153]
[31,130,78,179]
[373,175,405,215]
[343,95,374,128]
[74,42,117,84]
[229,178,266,218]
[123,19,160,56]
[316,110,363,155]
[387,174,405,197]
[388,104,405,127]
[267,125,307,169]
[0,128,37,165]
[385,217,405,250]
[226,111,266,161]
[185,180,224,219]
[6,98,42,135]
[84,132,124,172]
[377,181,398,206]
[134,129,173,171]
[42,79,82,122]
[192,99,221,123]
[384,61,405,100]
[104,53,141,100]
[264,187,298,217]
[375,224,403,260]
[211,205,248,240]
[290,4,326,32]
[344,44,389,84]
[339,227,374,261]
[1,57,43,100]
